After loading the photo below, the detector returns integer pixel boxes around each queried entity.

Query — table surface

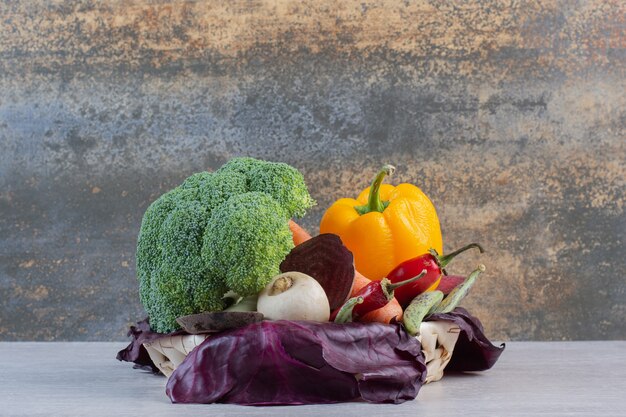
[0,341,624,417]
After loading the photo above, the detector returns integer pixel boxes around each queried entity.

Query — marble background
[0,0,624,340]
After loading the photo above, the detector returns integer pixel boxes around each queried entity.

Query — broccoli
[136,158,314,333]
[202,192,294,296]
[137,178,237,333]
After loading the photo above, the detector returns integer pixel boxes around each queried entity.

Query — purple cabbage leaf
[426,307,505,372]
[116,318,182,374]
[166,320,427,405]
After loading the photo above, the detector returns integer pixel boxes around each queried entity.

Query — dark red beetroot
[437,275,467,295]
[280,234,355,309]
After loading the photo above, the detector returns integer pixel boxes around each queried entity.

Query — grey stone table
[0,342,624,417]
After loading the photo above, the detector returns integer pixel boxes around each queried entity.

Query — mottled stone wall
[0,0,624,341]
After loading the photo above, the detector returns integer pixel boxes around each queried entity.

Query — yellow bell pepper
[320,164,443,281]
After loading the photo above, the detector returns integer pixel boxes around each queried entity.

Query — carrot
[351,270,372,294]
[289,220,312,246]
[350,270,404,324]
[289,221,403,324]
[359,298,403,324]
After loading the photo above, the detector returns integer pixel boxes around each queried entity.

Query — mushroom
[257,272,330,322]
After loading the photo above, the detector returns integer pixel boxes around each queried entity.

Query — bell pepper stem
[355,164,395,215]
[433,243,484,269]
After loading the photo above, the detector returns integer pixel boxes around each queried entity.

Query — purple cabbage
[426,307,505,372]
[116,318,181,374]
[117,309,504,405]
[166,320,427,405]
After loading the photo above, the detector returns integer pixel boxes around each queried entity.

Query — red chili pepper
[333,270,426,323]
[388,243,484,308]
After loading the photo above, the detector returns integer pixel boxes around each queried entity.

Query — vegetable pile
[120,158,505,406]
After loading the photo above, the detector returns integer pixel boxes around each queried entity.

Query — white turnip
[257,272,330,321]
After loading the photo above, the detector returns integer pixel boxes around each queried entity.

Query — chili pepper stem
[431,243,485,269]
[354,164,395,215]
[333,296,364,324]
[386,269,427,291]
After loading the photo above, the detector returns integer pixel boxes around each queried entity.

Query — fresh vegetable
[284,222,404,323]
[360,299,404,324]
[165,320,427,405]
[426,307,505,372]
[284,223,404,323]
[332,296,364,323]
[286,228,401,323]
[333,270,427,323]
[288,219,312,245]
[387,243,484,308]
[351,271,426,318]
[116,318,168,374]
[350,270,404,324]
[431,264,486,314]
[279,234,355,309]
[257,272,330,322]
[176,311,264,334]
[403,265,486,337]
[351,269,372,293]
[136,157,315,333]
[437,274,466,295]
[319,164,443,281]
[119,310,505,388]
[218,158,315,218]
[201,192,294,296]
[402,291,444,336]
[225,295,258,312]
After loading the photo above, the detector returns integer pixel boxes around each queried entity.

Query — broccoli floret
[202,192,294,296]
[135,159,314,333]
[196,171,248,212]
[136,187,197,317]
[217,157,269,178]
[219,157,315,218]
[180,171,212,190]
[137,196,228,333]
[181,170,249,210]
[159,201,209,277]
[248,162,315,218]
[148,265,227,334]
